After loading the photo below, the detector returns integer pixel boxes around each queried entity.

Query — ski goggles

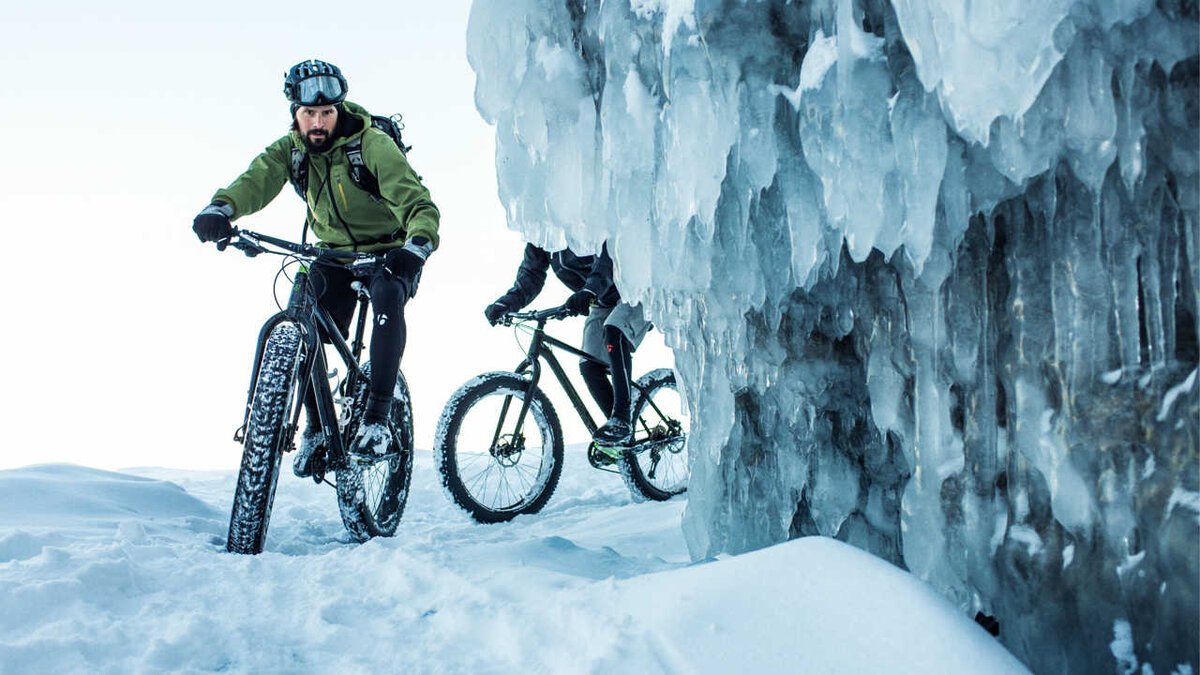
[294,75,345,106]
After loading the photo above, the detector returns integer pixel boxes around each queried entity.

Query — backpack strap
[344,138,384,204]
[290,134,386,211]
[289,145,309,199]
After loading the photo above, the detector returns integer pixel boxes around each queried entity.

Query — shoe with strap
[351,421,394,461]
[293,426,326,478]
[593,415,632,451]
[350,393,395,462]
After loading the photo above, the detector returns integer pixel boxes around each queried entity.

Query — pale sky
[0,0,672,470]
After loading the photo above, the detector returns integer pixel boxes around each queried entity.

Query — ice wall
[466,0,1199,672]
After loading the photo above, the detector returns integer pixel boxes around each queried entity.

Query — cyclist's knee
[370,274,406,308]
[603,324,631,353]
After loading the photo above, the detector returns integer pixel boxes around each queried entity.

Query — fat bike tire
[335,363,414,542]
[618,368,690,502]
[434,372,563,523]
[227,323,303,554]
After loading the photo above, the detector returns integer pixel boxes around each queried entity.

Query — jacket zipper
[325,155,359,248]
[336,175,350,212]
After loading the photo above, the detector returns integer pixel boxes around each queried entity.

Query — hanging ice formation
[466,0,1198,672]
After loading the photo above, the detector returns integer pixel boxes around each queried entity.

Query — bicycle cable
[511,319,535,360]
[270,255,305,312]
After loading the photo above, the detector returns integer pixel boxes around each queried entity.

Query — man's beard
[303,129,332,152]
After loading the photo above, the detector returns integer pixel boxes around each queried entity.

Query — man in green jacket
[192,59,439,476]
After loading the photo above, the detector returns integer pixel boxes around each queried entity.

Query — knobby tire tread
[227,324,302,554]
[434,372,564,523]
[335,365,414,541]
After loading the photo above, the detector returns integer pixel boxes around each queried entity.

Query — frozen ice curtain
[466,1,1199,672]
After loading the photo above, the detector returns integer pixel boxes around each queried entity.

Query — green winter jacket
[212,101,439,252]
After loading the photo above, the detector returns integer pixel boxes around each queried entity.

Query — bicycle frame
[502,309,667,446]
[232,234,378,474]
[512,321,606,435]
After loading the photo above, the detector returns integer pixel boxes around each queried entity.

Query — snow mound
[0,454,1027,672]
[617,536,1029,673]
[0,464,219,529]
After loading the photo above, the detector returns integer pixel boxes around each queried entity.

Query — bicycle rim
[436,373,563,522]
[623,369,689,499]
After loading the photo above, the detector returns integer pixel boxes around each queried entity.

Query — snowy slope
[0,449,1029,673]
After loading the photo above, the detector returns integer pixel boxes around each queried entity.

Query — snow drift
[0,460,1029,673]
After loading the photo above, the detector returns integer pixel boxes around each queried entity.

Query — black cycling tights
[303,264,408,426]
[604,325,633,422]
[579,360,613,418]
[365,270,407,398]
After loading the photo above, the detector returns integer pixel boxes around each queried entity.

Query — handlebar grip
[503,304,573,323]
[541,304,572,320]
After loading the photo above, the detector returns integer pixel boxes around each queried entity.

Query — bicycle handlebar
[500,305,576,326]
[218,228,384,273]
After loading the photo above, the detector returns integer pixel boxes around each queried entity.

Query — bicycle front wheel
[335,364,414,542]
[434,372,563,523]
[619,368,690,501]
[227,322,304,554]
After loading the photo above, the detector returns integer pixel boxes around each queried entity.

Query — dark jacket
[497,243,619,310]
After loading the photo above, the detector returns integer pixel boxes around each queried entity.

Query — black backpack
[288,113,412,204]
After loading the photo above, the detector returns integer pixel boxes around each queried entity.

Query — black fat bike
[434,306,689,523]
[218,228,413,554]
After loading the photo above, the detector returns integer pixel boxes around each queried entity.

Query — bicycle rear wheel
[335,363,414,541]
[227,323,304,554]
[619,368,689,501]
[434,372,563,523]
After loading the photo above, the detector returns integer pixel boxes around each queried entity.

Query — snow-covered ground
[0,447,1029,673]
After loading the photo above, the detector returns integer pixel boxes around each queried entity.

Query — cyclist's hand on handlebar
[384,237,432,297]
[484,301,509,326]
[564,289,596,316]
[192,201,234,244]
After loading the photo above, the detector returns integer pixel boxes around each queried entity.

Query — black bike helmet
[284,59,348,107]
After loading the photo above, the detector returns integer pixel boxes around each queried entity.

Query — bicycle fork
[491,332,549,455]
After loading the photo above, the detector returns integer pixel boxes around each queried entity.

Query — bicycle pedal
[310,456,327,484]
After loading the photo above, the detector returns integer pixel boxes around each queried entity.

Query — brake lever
[225,229,265,257]
[348,256,380,275]
[215,226,240,252]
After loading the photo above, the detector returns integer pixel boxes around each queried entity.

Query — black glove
[192,201,234,243]
[484,301,509,326]
[385,237,432,299]
[564,289,596,316]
